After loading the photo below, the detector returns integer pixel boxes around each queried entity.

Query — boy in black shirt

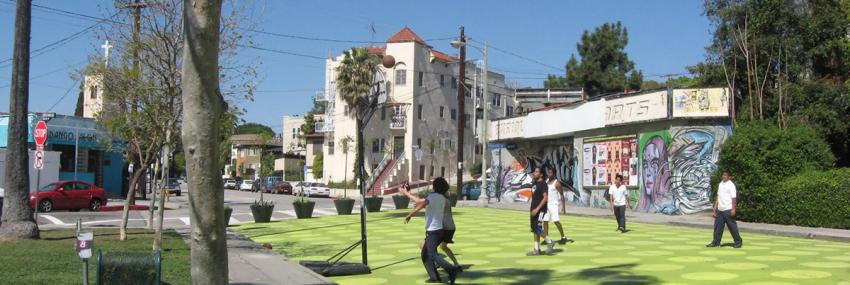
[528,166,554,255]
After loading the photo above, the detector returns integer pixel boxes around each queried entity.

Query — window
[395,69,406,85]
[475,144,482,155]
[328,141,335,155]
[440,74,445,87]
[430,166,434,178]
[372,139,380,153]
[450,109,457,120]
[90,86,98,99]
[380,107,386,120]
[417,138,421,148]
[379,138,386,152]
[439,106,444,118]
[451,77,457,89]
[418,71,424,87]
[419,165,425,180]
[441,167,445,177]
[506,106,514,116]
[417,104,423,120]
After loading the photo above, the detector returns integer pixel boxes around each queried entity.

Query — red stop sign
[34,121,48,146]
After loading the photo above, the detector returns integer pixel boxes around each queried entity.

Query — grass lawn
[234,207,850,285]
[0,228,191,285]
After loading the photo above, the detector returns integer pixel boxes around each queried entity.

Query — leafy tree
[312,152,324,180]
[335,47,380,191]
[546,21,644,96]
[74,81,84,117]
[236,122,274,137]
[300,111,315,135]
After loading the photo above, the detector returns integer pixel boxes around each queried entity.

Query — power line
[47,80,80,112]
[468,38,565,72]
[243,28,453,45]
[238,44,327,60]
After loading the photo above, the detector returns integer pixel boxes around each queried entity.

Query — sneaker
[526,249,540,256]
[558,237,568,244]
[732,243,743,249]
[545,242,555,255]
[454,265,464,273]
[705,243,720,248]
[447,266,458,285]
[425,279,442,283]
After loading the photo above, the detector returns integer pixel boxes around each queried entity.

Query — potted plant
[392,193,410,209]
[334,137,356,215]
[365,195,383,212]
[224,205,233,227]
[293,196,316,219]
[250,200,274,223]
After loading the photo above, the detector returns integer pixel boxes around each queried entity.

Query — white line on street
[179,217,191,225]
[313,208,337,216]
[40,215,67,225]
[229,217,240,224]
[276,210,296,217]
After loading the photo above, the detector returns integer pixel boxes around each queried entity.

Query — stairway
[367,159,397,196]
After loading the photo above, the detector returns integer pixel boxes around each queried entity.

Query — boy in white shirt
[608,174,631,233]
[404,178,459,284]
[707,170,743,248]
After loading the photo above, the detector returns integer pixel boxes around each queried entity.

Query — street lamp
[451,39,490,203]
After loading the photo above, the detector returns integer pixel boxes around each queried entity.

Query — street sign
[487,143,506,150]
[34,150,44,170]
[76,231,93,259]
[34,121,48,146]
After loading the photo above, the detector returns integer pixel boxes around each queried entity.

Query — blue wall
[103,152,124,197]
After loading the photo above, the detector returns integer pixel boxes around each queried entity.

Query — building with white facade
[82,75,104,119]
[317,27,515,194]
[281,115,305,155]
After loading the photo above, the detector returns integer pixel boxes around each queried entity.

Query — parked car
[295,182,331,197]
[461,181,482,200]
[271,181,293,194]
[29,181,108,212]
[239,179,255,191]
[166,179,182,196]
[224,179,237,189]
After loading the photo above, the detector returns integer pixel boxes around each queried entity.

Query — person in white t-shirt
[404,177,459,284]
[608,174,631,233]
[542,168,572,244]
[707,170,743,248]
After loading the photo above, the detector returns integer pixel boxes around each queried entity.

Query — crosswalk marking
[40,215,68,225]
[229,217,240,224]
[179,217,191,225]
[276,210,296,217]
[313,208,337,215]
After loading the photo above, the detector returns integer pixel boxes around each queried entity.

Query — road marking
[40,215,67,225]
[229,217,240,224]
[179,217,191,225]
[276,210,296,217]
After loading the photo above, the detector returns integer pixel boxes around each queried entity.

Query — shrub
[740,168,850,229]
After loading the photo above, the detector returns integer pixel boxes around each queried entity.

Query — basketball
[382,55,396,68]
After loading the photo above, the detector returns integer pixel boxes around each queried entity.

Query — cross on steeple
[101,40,113,67]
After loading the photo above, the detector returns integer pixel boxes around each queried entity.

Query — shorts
[442,229,455,244]
[543,205,560,222]
[530,212,545,233]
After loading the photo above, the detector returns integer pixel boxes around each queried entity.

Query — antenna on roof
[369,22,377,41]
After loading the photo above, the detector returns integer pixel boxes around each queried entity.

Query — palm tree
[335,47,380,188]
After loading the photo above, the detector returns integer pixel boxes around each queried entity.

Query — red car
[30,181,108,212]
[272,182,293,195]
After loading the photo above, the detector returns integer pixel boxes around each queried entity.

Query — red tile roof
[387,26,429,46]
[430,49,454,63]
[366,46,386,55]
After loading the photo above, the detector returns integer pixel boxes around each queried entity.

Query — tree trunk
[0,0,39,241]
[147,159,161,230]
[153,138,171,251]
[181,0,227,284]
[120,164,147,240]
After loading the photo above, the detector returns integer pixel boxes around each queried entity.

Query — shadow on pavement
[565,264,661,285]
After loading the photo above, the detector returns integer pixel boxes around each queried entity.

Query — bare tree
[182,0,227,283]
[0,0,38,241]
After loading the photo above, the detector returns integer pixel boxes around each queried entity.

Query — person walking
[608,174,630,233]
[403,177,459,284]
[543,167,571,244]
[707,170,743,248]
[528,166,555,256]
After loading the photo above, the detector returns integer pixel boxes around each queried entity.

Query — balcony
[388,104,408,129]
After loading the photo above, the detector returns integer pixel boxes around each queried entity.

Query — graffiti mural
[497,140,585,205]
[638,131,677,214]
[668,126,731,214]
[582,136,639,186]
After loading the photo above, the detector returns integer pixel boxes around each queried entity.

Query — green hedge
[740,168,850,229]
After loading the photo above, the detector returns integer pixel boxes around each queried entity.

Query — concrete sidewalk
[176,229,336,285]
[457,200,850,242]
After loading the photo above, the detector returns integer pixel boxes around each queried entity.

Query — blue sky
[0,0,712,132]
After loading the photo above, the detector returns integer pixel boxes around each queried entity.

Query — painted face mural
[668,126,730,214]
[639,134,676,214]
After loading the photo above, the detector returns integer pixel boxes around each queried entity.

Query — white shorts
[543,204,560,222]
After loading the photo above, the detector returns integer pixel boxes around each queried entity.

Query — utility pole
[456,27,466,197]
[480,42,489,203]
[117,0,149,201]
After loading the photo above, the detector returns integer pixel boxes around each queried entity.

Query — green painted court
[233,207,850,285]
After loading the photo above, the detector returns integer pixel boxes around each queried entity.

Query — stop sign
[34,121,48,146]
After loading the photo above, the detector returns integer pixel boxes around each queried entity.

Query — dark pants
[712,210,743,245]
[613,206,626,229]
[422,230,454,280]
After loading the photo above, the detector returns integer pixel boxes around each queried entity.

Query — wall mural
[582,136,639,187]
[497,141,586,205]
[637,126,731,215]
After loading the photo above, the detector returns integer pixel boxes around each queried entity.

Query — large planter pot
[293,200,316,219]
[250,204,274,223]
[365,197,383,212]
[392,195,410,209]
[224,207,233,226]
[448,193,458,207]
[334,199,355,215]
